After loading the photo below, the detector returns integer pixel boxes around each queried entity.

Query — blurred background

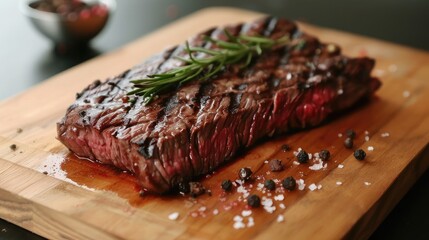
[0,0,428,239]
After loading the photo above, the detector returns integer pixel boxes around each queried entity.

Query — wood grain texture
[1,7,429,240]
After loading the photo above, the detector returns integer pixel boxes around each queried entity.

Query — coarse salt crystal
[233,221,245,229]
[233,215,243,222]
[365,136,370,142]
[242,210,252,217]
[237,185,247,193]
[336,181,343,186]
[367,146,374,151]
[235,179,244,185]
[337,89,344,95]
[403,91,410,98]
[213,209,219,215]
[168,212,179,220]
[308,153,313,160]
[338,133,343,137]
[338,164,344,169]
[264,160,269,164]
[364,182,372,186]
[279,203,286,209]
[277,215,285,222]
[264,205,276,213]
[381,132,390,138]
[309,161,324,171]
[317,184,322,190]
[308,183,318,191]
[274,194,284,201]
[247,217,255,227]
[365,130,369,135]
[257,183,264,190]
[314,152,320,158]
[297,179,306,190]
[262,198,273,207]
[198,206,206,212]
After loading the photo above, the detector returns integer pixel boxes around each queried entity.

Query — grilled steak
[57,16,381,193]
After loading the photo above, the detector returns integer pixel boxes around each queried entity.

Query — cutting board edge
[0,157,122,240]
[1,6,429,240]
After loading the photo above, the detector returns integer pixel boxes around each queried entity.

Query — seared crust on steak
[57,17,381,193]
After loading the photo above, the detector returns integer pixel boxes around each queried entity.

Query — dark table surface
[1,0,429,239]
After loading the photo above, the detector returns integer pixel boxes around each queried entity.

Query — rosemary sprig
[128,31,290,104]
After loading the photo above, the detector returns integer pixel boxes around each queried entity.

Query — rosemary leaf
[128,31,290,104]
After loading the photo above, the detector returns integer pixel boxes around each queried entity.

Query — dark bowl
[20,0,116,45]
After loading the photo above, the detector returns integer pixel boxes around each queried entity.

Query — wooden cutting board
[1,7,429,240]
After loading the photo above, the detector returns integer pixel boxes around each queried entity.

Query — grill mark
[103,47,180,105]
[137,18,293,178]
[105,69,133,98]
[122,49,178,122]
[265,28,308,94]
[119,47,182,160]
[103,69,132,96]
[226,18,274,111]
[193,25,244,114]
[263,17,277,36]
[135,29,221,175]
[228,92,243,114]
[150,29,216,131]
[147,28,218,134]
[189,24,243,114]
[138,28,219,181]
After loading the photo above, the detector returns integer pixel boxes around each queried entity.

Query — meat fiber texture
[57,16,381,193]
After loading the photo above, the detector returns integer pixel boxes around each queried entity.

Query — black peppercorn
[319,150,330,161]
[296,150,309,164]
[354,149,366,160]
[269,159,284,172]
[264,179,276,191]
[282,176,296,191]
[221,179,233,191]
[344,137,353,149]
[239,167,253,181]
[178,182,190,194]
[247,194,261,208]
[9,144,17,151]
[346,129,356,139]
[281,144,291,152]
[189,182,205,197]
